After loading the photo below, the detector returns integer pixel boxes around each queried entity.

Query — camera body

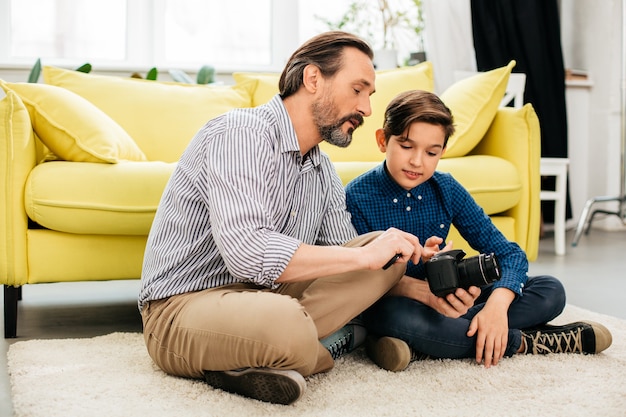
[424,249,500,297]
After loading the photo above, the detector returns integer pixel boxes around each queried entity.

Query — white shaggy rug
[7,304,626,417]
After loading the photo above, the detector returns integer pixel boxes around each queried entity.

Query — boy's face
[376,121,446,190]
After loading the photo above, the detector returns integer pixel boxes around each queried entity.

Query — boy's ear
[375,129,387,152]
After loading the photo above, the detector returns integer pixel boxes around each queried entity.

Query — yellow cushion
[448,216,515,257]
[43,66,254,162]
[324,62,434,162]
[333,161,381,186]
[333,155,521,215]
[440,60,515,158]
[437,155,521,214]
[25,161,176,235]
[0,80,146,163]
[232,72,280,107]
[471,105,542,261]
[232,62,434,164]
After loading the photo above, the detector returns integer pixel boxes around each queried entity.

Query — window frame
[0,0,299,73]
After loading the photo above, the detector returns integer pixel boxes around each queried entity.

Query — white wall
[560,0,625,230]
[424,0,625,231]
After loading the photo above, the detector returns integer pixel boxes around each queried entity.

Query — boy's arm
[388,274,480,318]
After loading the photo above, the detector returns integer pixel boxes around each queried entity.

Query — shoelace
[326,332,354,360]
[529,327,583,354]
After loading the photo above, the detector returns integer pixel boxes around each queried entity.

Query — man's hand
[364,228,423,270]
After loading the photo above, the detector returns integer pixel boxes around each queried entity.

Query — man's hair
[382,90,455,147]
[279,31,374,99]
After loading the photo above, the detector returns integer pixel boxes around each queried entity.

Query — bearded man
[138,31,423,405]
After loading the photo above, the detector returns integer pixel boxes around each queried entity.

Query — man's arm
[276,228,423,283]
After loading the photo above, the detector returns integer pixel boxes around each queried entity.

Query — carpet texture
[7,304,626,417]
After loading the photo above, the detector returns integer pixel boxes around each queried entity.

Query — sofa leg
[4,285,20,338]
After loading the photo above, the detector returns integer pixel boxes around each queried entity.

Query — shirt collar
[268,95,321,167]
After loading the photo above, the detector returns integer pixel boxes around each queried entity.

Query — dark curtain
[470,0,571,223]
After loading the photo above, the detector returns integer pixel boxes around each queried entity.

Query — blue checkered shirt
[345,162,528,296]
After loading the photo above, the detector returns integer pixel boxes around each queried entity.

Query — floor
[1,227,625,416]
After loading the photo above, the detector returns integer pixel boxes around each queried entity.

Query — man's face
[312,47,376,148]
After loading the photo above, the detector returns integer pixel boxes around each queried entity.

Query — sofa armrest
[468,104,541,260]
[0,91,37,286]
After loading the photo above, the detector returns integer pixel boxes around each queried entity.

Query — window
[8,0,127,62]
[0,0,424,72]
[161,0,271,67]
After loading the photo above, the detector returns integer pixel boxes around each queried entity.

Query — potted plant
[316,0,425,69]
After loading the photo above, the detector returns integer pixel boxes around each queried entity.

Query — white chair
[453,71,569,255]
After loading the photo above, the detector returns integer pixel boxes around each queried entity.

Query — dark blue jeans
[362,275,566,358]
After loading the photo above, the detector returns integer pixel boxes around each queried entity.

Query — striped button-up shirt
[139,95,357,310]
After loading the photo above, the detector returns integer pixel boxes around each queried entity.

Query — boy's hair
[279,31,374,99]
[382,90,455,147]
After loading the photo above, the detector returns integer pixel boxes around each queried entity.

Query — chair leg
[4,285,20,338]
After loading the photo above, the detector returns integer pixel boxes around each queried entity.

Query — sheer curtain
[422,0,475,93]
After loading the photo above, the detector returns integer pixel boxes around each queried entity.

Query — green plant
[75,63,92,73]
[316,0,425,51]
[27,58,42,83]
[169,65,216,85]
[131,67,158,80]
[27,59,93,83]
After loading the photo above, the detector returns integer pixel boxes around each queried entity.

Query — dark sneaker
[365,335,430,372]
[320,320,367,360]
[521,321,612,355]
[203,368,306,405]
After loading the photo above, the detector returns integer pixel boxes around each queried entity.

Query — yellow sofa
[0,61,540,337]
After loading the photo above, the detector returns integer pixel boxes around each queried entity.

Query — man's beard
[312,97,364,148]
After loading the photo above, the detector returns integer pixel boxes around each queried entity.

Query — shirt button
[439,224,445,228]
[393,198,398,203]
[418,195,422,200]
[291,210,296,217]
[406,192,411,198]
[406,206,411,211]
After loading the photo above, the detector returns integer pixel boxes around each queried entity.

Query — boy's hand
[421,236,453,262]
[431,286,481,317]
[466,288,515,368]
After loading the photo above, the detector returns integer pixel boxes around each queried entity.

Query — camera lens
[457,253,500,288]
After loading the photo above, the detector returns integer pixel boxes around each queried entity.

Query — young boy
[345,90,612,371]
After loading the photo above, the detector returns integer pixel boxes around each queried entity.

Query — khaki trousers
[141,231,404,378]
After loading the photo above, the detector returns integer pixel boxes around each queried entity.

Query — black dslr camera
[424,249,500,297]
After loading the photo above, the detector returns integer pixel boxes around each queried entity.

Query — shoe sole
[585,320,613,353]
[203,368,306,405]
[366,336,411,372]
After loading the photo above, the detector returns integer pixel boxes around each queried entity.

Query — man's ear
[375,129,387,152]
[302,64,321,93]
